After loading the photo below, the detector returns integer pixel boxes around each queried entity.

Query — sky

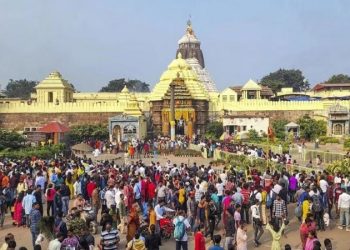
[0,0,350,92]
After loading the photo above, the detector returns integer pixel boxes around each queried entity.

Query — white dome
[178,34,200,45]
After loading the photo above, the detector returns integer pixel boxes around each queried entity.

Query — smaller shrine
[327,104,350,136]
[108,114,146,143]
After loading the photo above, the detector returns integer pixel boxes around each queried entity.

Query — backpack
[174,218,186,240]
[266,192,274,208]
[312,195,322,212]
[249,191,259,206]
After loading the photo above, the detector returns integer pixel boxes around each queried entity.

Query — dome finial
[177,52,183,59]
[186,19,193,35]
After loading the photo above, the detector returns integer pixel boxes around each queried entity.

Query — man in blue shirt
[208,235,224,250]
[29,202,42,248]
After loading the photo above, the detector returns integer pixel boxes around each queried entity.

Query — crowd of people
[0,141,349,250]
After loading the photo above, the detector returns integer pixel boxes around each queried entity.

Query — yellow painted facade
[1,62,350,118]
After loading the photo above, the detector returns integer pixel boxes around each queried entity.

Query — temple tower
[176,20,205,68]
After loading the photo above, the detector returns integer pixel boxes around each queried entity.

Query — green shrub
[319,136,340,145]
[0,144,64,159]
[344,138,350,149]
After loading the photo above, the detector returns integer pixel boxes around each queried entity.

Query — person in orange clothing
[194,225,206,250]
[1,172,10,189]
[129,145,135,159]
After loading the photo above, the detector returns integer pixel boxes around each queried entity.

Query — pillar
[187,120,193,139]
[170,84,176,140]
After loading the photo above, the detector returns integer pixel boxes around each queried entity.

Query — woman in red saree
[13,194,24,226]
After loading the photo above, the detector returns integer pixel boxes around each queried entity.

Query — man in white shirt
[48,233,64,250]
[114,186,122,210]
[173,210,191,249]
[251,199,264,246]
[155,201,175,233]
[105,186,115,210]
[73,179,82,197]
[319,176,329,194]
[337,188,350,231]
[334,172,342,184]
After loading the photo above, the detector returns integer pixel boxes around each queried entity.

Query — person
[126,232,146,250]
[173,210,191,250]
[22,189,36,227]
[337,188,350,231]
[236,221,248,250]
[54,211,68,238]
[251,199,264,246]
[6,240,16,250]
[304,230,319,250]
[79,227,95,250]
[324,238,332,250]
[119,193,127,234]
[224,208,235,250]
[33,185,43,215]
[208,235,224,250]
[272,194,287,228]
[265,219,287,250]
[61,229,80,249]
[53,188,63,217]
[100,222,120,250]
[0,233,15,250]
[284,244,291,250]
[299,217,312,249]
[60,182,71,216]
[13,194,24,226]
[206,199,217,240]
[29,202,42,248]
[127,203,140,242]
[194,225,206,250]
[145,224,161,250]
[45,183,56,216]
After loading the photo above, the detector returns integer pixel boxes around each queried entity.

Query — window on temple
[222,95,227,102]
[229,95,235,101]
[48,92,53,103]
[123,125,137,134]
[334,124,343,135]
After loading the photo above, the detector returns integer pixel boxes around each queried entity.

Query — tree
[68,124,109,144]
[272,119,289,140]
[5,79,37,99]
[0,130,26,150]
[99,78,150,92]
[205,121,223,140]
[260,69,309,93]
[297,115,327,141]
[247,129,260,142]
[325,74,350,83]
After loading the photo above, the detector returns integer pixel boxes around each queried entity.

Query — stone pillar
[170,84,176,140]
[187,120,193,139]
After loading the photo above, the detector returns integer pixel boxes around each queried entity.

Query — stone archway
[112,125,121,143]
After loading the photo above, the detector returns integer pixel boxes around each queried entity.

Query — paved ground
[1,153,350,249]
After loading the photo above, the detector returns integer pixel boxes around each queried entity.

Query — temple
[1,21,350,140]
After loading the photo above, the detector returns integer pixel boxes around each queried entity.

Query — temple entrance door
[333,123,344,135]
[112,125,121,143]
[175,118,185,135]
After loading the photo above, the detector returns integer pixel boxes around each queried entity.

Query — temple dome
[35,71,73,90]
[177,21,200,45]
[151,53,209,101]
